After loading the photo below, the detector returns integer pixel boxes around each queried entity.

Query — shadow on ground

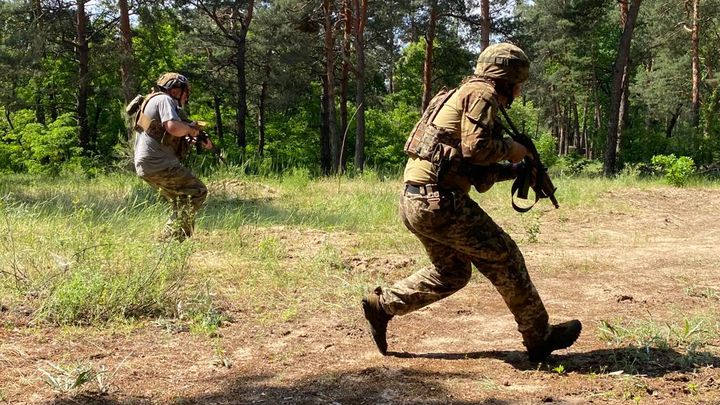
[390,346,720,376]
[49,348,720,405]
[49,368,519,405]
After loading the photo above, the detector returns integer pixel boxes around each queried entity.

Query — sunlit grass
[0,170,718,330]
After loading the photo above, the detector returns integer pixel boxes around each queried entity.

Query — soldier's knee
[445,272,472,292]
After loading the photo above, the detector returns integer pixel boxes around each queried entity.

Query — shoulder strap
[427,88,457,124]
[135,92,167,129]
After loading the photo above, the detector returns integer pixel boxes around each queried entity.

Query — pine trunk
[323,0,340,173]
[604,0,641,176]
[353,0,367,172]
[421,1,438,111]
[690,0,700,128]
[480,0,490,51]
[76,0,91,152]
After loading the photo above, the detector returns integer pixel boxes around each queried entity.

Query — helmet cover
[474,43,530,83]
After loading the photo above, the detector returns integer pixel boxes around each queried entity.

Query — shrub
[651,154,696,187]
[535,132,558,168]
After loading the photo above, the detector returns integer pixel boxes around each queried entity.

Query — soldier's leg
[423,193,551,347]
[378,192,473,316]
[141,164,207,239]
[380,234,472,316]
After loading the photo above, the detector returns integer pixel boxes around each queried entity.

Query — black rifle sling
[496,106,542,213]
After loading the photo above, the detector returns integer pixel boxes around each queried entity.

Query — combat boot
[526,319,582,362]
[362,287,393,355]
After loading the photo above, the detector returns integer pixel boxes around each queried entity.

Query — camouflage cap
[156,72,190,90]
[474,43,530,83]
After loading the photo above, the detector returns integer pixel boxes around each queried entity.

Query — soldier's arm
[156,96,199,138]
[164,120,199,138]
[459,89,515,165]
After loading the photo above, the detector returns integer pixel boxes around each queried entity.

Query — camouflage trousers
[379,188,551,346]
[140,164,208,241]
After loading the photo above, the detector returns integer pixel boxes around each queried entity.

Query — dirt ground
[1,186,719,404]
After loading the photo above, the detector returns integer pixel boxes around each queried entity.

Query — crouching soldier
[133,72,213,241]
[362,43,581,361]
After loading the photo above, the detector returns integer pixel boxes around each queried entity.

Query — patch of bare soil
[2,187,720,404]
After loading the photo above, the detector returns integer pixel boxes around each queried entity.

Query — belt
[404,183,443,196]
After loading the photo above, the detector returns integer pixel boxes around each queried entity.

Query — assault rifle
[177,110,225,163]
[498,106,559,213]
[189,126,225,163]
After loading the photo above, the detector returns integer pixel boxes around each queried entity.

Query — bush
[651,154,696,187]
[535,132,558,168]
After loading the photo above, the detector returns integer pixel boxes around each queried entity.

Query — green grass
[1,171,718,330]
[597,314,719,371]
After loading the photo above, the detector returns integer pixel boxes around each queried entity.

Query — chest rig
[134,92,189,159]
[404,78,504,174]
[403,88,458,166]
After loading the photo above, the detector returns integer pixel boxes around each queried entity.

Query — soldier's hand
[200,137,214,150]
[187,125,200,138]
[507,141,530,163]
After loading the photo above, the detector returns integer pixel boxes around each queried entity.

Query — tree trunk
[5,109,14,130]
[690,0,700,128]
[616,63,630,159]
[235,41,248,149]
[196,1,254,151]
[257,50,271,158]
[340,0,351,167]
[76,0,91,152]
[480,0,490,51]
[35,94,45,125]
[666,105,681,138]
[119,0,136,106]
[213,95,224,142]
[49,91,57,121]
[323,0,340,173]
[320,74,332,175]
[353,0,367,172]
[581,98,589,156]
[572,96,580,153]
[421,1,438,111]
[33,0,45,125]
[604,0,641,176]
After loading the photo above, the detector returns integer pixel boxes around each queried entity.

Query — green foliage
[506,99,557,168]
[535,132,558,168]
[558,153,593,176]
[393,38,474,107]
[1,111,85,176]
[651,154,696,187]
[363,103,419,170]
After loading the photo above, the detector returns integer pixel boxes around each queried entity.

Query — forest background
[0,0,719,179]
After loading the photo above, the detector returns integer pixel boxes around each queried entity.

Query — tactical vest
[405,78,508,188]
[404,78,492,168]
[134,92,189,159]
[403,87,458,166]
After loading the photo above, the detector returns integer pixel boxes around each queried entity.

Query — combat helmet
[474,43,530,84]
[156,72,190,91]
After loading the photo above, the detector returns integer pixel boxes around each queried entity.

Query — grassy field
[1,169,719,403]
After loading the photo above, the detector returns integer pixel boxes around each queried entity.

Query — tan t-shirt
[403,79,514,192]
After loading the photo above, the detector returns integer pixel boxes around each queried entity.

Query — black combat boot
[362,287,394,355]
[526,319,582,362]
